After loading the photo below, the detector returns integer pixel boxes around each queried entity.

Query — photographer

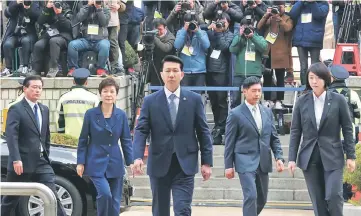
[203,0,243,33]
[149,18,175,88]
[1,0,41,77]
[289,0,329,85]
[67,0,111,77]
[240,0,267,24]
[166,0,205,34]
[174,11,210,91]
[206,13,233,145]
[257,1,293,109]
[229,16,268,108]
[31,0,73,77]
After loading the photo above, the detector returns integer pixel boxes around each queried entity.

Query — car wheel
[18,176,83,216]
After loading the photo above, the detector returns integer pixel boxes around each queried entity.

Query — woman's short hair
[305,62,331,90]
[98,78,120,94]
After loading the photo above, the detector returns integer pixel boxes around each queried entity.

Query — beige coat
[257,14,294,69]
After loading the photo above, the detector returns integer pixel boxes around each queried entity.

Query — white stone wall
[0,76,133,132]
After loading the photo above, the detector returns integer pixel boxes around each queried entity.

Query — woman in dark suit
[288,62,356,216]
[76,78,133,216]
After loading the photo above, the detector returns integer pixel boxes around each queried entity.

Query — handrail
[149,86,304,92]
[0,182,57,216]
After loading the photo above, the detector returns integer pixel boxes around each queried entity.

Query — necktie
[33,104,40,130]
[169,94,177,127]
[252,106,262,132]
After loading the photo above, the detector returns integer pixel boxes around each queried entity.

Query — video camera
[215,10,225,29]
[142,29,159,50]
[178,0,191,13]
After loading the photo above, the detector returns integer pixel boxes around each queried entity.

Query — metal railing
[0,182,57,216]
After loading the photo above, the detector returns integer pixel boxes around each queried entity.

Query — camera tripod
[129,47,162,130]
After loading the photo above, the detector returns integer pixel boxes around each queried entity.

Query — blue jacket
[77,104,133,178]
[133,88,213,177]
[174,28,210,73]
[289,1,329,49]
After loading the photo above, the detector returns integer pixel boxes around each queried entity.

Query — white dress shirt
[313,91,326,130]
[245,100,262,131]
[164,86,180,112]
[25,97,43,152]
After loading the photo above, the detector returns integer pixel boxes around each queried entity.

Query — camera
[54,0,62,9]
[23,1,31,6]
[271,5,280,15]
[142,29,158,50]
[215,10,225,29]
[247,0,255,6]
[178,0,191,13]
[244,26,253,36]
[95,0,102,5]
[186,11,198,31]
[220,1,229,4]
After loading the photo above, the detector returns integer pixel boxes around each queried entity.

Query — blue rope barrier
[149,86,304,92]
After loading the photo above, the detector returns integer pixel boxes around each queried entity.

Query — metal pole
[0,182,57,216]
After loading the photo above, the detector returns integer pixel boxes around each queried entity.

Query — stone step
[130,176,307,190]
[126,166,304,179]
[132,187,311,202]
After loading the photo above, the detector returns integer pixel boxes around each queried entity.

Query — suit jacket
[5,98,51,173]
[289,91,356,171]
[133,88,213,178]
[224,103,283,173]
[77,103,133,178]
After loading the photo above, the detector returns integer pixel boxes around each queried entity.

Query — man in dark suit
[133,55,213,216]
[224,76,285,216]
[1,75,66,216]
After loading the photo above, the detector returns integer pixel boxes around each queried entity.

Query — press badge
[265,32,278,45]
[24,17,30,23]
[154,11,162,18]
[181,46,192,56]
[301,13,312,24]
[245,51,256,62]
[47,28,60,37]
[210,50,221,59]
[87,24,99,35]
[285,3,292,13]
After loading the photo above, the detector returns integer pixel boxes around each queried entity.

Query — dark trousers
[32,36,67,73]
[90,176,123,216]
[1,156,66,216]
[303,145,344,216]
[3,34,37,69]
[297,47,321,85]
[118,24,128,64]
[150,154,195,216]
[127,24,141,49]
[107,26,120,70]
[181,73,206,94]
[238,167,269,216]
[206,72,228,132]
[263,68,286,101]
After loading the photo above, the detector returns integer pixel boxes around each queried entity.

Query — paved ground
[121,206,314,216]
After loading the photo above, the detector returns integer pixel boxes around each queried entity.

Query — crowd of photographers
[1,0,359,145]
[0,0,145,77]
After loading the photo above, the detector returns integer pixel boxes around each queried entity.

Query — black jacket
[5,98,51,173]
[37,5,73,41]
[203,2,243,32]
[206,29,233,73]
